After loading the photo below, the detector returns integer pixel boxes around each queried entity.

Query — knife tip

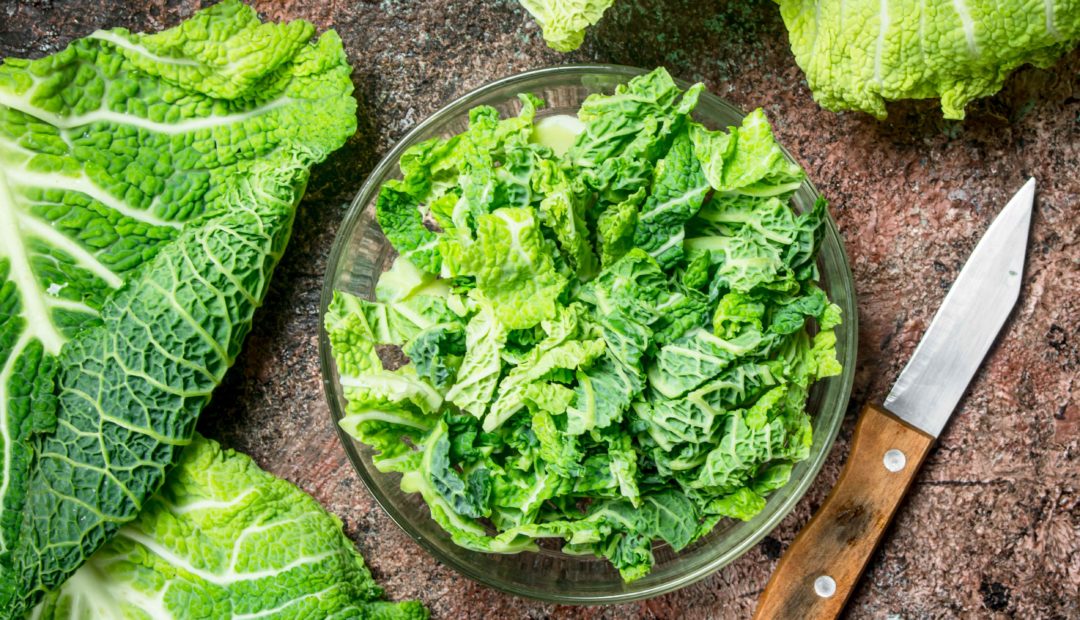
[1010,178,1037,216]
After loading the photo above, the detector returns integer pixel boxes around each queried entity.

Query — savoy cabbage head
[0,1,356,615]
[519,0,1080,118]
[29,434,426,620]
[777,0,1080,118]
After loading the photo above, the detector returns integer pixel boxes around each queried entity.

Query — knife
[753,178,1036,619]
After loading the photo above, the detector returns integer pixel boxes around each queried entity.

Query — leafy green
[445,299,506,418]
[596,189,642,266]
[442,207,568,330]
[580,249,710,345]
[565,490,697,581]
[777,0,1080,118]
[566,309,650,434]
[534,160,598,279]
[648,327,765,399]
[328,67,843,582]
[483,305,605,432]
[424,421,492,519]
[0,1,355,613]
[31,434,428,620]
[566,69,701,172]
[375,183,443,274]
[519,1,1080,118]
[519,0,617,52]
[405,324,466,390]
[690,111,804,196]
[633,131,710,269]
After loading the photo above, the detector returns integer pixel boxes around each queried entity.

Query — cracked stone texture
[2,1,1078,618]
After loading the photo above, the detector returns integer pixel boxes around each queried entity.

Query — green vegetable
[520,1,1080,118]
[30,434,427,620]
[519,0,616,51]
[0,1,355,614]
[777,0,1080,119]
[632,131,710,269]
[326,67,843,582]
[440,207,568,330]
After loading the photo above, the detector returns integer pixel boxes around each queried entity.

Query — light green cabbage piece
[374,184,443,274]
[0,1,356,614]
[326,290,446,418]
[483,305,605,432]
[690,110,804,196]
[565,310,649,435]
[648,327,766,399]
[444,301,506,419]
[534,160,597,279]
[30,434,427,620]
[440,207,567,330]
[595,188,642,267]
[567,68,701,171]
[632,130,710,269]
[777,0,1080,118]
[519,0,617,51]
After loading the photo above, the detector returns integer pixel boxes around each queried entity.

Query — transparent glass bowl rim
[318,63,858,604]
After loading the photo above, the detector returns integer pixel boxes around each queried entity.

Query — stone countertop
[3,1,1077,617]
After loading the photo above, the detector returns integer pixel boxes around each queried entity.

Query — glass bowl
[319,64,857,604]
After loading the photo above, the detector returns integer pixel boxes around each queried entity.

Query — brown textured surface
[2,1,1078,618]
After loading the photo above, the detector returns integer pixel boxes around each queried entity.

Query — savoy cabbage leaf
[30,434,427,620]
[444,300,506,418]
[375,184,443,274]
[519,0,617,52]
[0,1,356,614]
[632,130,710,269]
[440,207,567,330]
[519,0,1080,118]
[777,0,1080,118]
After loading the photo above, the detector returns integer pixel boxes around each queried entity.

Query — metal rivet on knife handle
[814,576,836,598]
[883,449,906,472]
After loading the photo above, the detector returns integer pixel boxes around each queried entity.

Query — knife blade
[753,178,1035,620]
[884,177,1034,436]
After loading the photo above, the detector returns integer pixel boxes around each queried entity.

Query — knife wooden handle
[753,403,935,620]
